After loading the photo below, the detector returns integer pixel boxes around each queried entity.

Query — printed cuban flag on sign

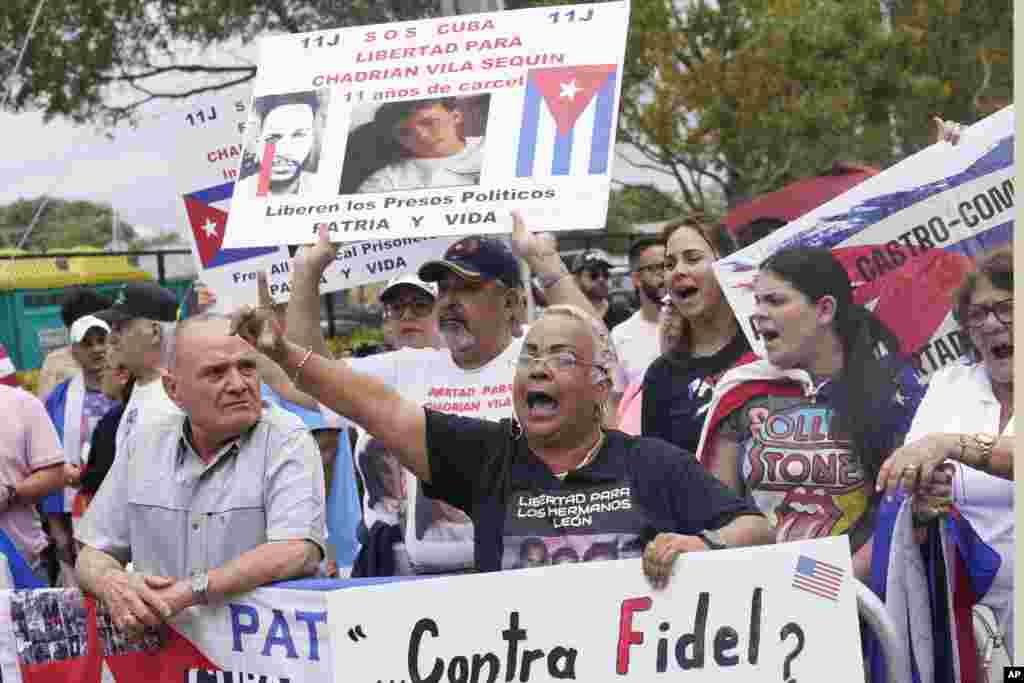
[516,65,617,178]
[183,181,278,269]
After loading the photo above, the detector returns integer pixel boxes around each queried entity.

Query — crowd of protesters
[0,117,1010,678]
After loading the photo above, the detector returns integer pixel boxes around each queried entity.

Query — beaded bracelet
[293,347,314,384]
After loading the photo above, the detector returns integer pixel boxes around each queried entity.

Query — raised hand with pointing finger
[295,222,341,279]
[508,210,597,320]
[230,271,288,366]
[285,223,338,360]
[932,116,964,146]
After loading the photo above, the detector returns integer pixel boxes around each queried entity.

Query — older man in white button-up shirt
[75,315,326,639]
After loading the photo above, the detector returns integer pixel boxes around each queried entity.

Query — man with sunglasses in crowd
[379,274,442,351]
[339,273,442,576]
[610,238,666,388]
[280,215,594,577]
[571,249,632,330]
[100,283,183,455]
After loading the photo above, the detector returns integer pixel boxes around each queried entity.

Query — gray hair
[538,304,620,384]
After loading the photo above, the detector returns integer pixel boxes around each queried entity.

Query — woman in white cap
[379,274,442,351]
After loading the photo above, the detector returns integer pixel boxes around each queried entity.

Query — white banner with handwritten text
[327,537,863,682]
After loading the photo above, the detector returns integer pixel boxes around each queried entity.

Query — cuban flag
[776,135,1013,357]
[719,131,1013,374]
[516,64,617,178]
[183,182,277,269]
[5,578,422,683]
[867,495,1002,683]
[14,593,218,683]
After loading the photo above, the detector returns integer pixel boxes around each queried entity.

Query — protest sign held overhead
[172,96,290,310]
[327,537,864,683]
[713,105,1014,382]
[222,2,630,248]
[171,94,459,309]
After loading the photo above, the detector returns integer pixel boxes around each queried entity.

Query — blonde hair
[539,304,620,384]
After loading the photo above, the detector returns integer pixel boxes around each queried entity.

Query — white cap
[69,315,110,343]
[380,274,438,301]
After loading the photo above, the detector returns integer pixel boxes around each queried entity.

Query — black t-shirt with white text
[422,409,760,573]
[641,331,751,454]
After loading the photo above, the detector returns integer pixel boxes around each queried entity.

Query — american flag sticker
[792,555,844,601]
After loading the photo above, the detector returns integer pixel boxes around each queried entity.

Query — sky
[0,104,221,240]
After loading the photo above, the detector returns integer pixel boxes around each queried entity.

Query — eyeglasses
[962,298,1013,329]
[382,298,434,321]
[516,351,606,375]
[634,263,665,276]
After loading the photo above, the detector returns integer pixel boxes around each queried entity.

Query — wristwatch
[970,433,997,471]
[189,570,209,605]
[698,529,727,550]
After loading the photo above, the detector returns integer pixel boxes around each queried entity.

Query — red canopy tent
[723,162,880,238]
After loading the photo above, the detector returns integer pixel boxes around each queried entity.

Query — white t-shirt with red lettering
[348,338,523,573]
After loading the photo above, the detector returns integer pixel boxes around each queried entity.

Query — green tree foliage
[0,197,138,251]
[0,0,437,125]
[887,0,1012,153]
[625,0,1010,211]
[605,185,686,235]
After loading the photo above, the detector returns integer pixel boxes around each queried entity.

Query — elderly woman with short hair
[875,247,1015,661]
[235,295,773,587]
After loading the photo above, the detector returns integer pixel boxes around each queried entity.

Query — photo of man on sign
[340,95,489,194]
[237,89,330,198]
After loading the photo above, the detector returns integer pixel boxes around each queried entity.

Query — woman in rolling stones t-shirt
[696,247,923,581]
